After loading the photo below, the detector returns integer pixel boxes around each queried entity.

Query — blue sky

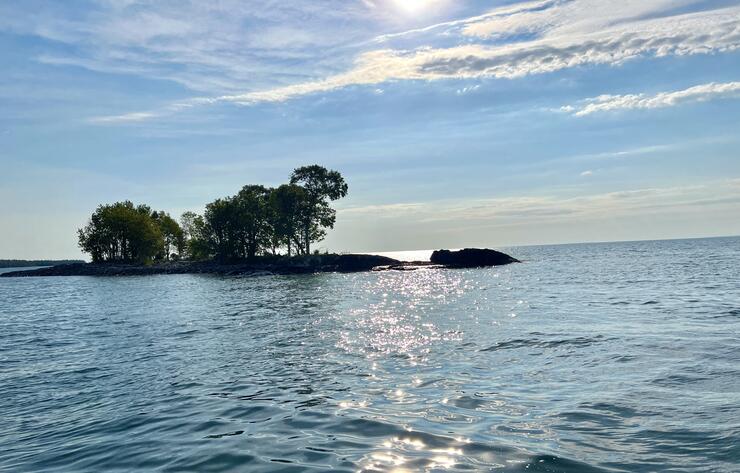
[1,0,739,258]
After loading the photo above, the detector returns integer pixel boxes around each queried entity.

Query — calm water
[1,238,739,472]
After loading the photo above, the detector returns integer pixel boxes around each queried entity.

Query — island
[0,249,519,278]
[1,164,519,278]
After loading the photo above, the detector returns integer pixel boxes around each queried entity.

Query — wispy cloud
[86,1,740,124]
[1,0,381,94]
[89,112,159,124]
[563,81,740,116]
[338,180,740,224]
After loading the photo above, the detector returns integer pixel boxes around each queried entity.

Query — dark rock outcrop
[430,248,519,268]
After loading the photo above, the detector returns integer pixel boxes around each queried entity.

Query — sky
[1,0,739,259]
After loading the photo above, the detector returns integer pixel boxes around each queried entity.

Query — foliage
[152,211,185,261]
[201,185,272,261]
[77,165,348,263]
[189,164,348,260]
[78,201,166,263]
[180,211,210,260]
[269,184,307,257]
[289,165,348,255]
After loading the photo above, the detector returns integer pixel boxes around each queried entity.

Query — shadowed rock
[430,248,520,268]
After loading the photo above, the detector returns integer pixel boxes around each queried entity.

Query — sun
[393,0,432,14]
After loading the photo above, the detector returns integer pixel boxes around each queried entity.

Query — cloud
[580,170,593,177]
[86,2,740,123]
[371,0,563,43]
[89,112,159,124]
[459,0,695,40]
[338,180,740,225]
[563,81,740,116]
[1,0,382,95]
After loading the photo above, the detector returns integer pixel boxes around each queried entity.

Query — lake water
[1,237,739,472]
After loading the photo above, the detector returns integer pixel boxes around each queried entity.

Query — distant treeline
[0,260,84,268]
[78,165,348,264]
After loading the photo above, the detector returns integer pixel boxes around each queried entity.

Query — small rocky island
[2,165,519,279]
[1,249,519,278]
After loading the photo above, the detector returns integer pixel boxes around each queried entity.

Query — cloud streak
[563,81,740,116]
[338,180,740,225]
[88,2,740,123]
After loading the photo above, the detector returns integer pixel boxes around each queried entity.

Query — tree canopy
[78,201,173,263]
[290,165,348,255]
[78,165,348,263]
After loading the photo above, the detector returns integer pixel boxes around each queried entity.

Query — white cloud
[89,111,159,124]
[1,0,381,94]
[460,0,695,39]
[564,81,740,116]
[87,2,740,123]
[338,180,740,225]
[580,170,593,177]
[456,85,480,95]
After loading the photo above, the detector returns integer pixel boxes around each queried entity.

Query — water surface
[1,238,739,472]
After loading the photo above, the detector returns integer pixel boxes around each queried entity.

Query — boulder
[430,248,519,268]
[331,254,401,272]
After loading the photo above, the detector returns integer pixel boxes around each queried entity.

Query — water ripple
[1,237,739,471]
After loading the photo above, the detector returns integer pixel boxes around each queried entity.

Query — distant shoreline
[0,259,84,269]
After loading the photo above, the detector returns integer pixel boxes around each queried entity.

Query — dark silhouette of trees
[289,165,348,255]
[199,185,272,261]
[269,184,307,257]
[78,165,348,263]
[203,197,235,260]
[180,211,210,260]
[235,185,272,259]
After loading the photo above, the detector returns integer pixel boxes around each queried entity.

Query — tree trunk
[304,223,310,255]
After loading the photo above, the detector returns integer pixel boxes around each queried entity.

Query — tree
[233,185,271,259]
[78,201,163,263]
[204,197,236,261]
[78,165,349,263]
[202,186,272,261]
[180,211,210,260]
[152,211,184,261]
[269,184,307,257]
[289,165,348,255]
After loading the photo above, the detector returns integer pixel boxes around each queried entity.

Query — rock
[332,254,400,272]
[430,248,519,268]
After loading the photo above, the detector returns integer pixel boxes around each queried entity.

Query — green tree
[152,211,184,260]
[269,184,307,256]
[289,165,348,255]
[78,201,163,263]
[78,165,348,264]
[180,211,210,260]
[204,197,236,261]
[203,186,272,260]
[233,185,271,259]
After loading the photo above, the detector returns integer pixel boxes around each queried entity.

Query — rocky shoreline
[1,249,519,278]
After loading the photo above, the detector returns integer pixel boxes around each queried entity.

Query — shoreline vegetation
[76,165,349,265]
[1,165,520,278]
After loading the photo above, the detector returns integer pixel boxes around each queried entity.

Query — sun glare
[394,0,431,14]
